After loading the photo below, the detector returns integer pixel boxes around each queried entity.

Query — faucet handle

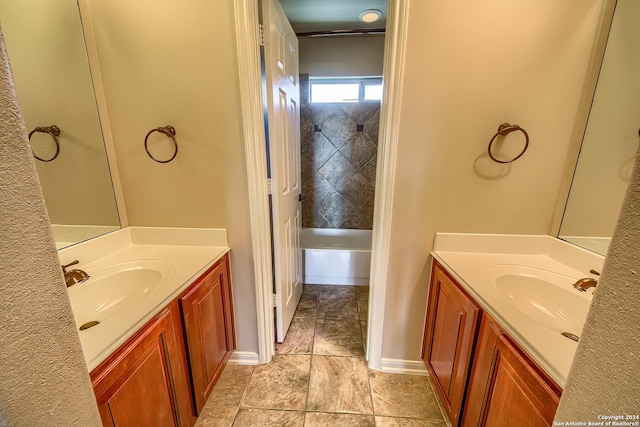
[62,260,79,273]
[573,277,598,292]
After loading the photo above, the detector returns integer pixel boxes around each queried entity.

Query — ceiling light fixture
[359,9,383,23]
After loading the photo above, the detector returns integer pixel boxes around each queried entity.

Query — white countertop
[431,233,604,387]
[59,227,230,372]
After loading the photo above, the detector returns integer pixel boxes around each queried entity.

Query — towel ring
[29,125,61,162]
[488,123,529,164]
[144,125,177,163]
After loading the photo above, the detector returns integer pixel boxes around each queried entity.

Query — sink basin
[68,259,176,327]
[487,265,592,335]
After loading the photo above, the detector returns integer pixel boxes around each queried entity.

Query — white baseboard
[380,358,429,376]
[228,351,260,365]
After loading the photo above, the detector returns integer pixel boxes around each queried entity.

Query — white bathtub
[300,228,372,285]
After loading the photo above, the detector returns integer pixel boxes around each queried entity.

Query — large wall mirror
[559,0,639,256]
[0,0,120,249]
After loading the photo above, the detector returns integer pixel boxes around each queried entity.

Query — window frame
[309,77,383,103]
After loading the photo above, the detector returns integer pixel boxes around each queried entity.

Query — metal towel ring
[29,125,61,162]
[144,125,177,163]
[487,123,529,164]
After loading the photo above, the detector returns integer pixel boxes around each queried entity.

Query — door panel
[263,0,303,343]
[422,263,481,425]
[108,344,175,427]
[431,291,463,394]
[483,356,549,427]
[462,315,561,427]
[91,303,193,427]
[180,258,234,414]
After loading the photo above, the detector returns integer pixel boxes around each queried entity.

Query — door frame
[233,0,409,368]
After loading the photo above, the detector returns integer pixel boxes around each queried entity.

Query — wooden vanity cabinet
[423,260,562,427]
[422,262,481,425]
[461,313,561,427]
[91,301,194,427]
[179,254,236,414]
[90,253,236,426]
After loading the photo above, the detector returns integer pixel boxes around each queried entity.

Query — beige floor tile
[276,317,316,354]
[314,318,364,357]
[195,405,238,427]
[294,293,319,318]
[374,416,447,427]
[317,293,359,319]
[318,284,356,297]
[303,284,321,296]
[360,321,368,350]
[201,364,254,409]
[305,412,375,426]
[424,376,449,425]
[214,365,255,389]
[355,286,370,298]
[233,409,304,426]
[369,371,444,421]
[242,355,311,410]
[307,356,373,414]
[203,386,245,407]
[197,306,451,427]
[357,292,369,320]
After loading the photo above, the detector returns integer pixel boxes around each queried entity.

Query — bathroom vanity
[422,234,602,427]
[60,227,235,426]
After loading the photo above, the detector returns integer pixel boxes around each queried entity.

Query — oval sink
[69,259,176,327]
[487,265,592,335]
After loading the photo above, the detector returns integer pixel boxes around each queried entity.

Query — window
[310,77,383,103]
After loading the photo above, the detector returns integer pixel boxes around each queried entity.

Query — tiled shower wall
[300,75,380,230]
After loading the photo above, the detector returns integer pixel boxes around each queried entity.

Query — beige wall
[0,28,101,426]
[299,35,385,77]
[382,0,604,360]
[84,0,257,352]
[71,0,609,365]
[0,0,119,227]
[560,0,639,239]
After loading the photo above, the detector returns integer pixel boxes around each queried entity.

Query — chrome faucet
[62,260,90,287]
[573,277,597,292]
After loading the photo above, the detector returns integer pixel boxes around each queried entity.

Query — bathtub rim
[301,228,372,286]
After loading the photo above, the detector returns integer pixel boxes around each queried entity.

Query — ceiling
[278,0,387,35]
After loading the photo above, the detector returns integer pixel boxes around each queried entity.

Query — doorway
[271,0,385,353]
[233,0,409,369]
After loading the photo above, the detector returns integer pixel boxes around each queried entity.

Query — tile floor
[195,285,447,427]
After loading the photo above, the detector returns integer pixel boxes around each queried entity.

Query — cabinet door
[422,262,481,425]
[180,255,236,414]
[91,302,193,427]
[462,314,561,427]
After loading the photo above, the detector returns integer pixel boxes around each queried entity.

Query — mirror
[0,0,120,249]
[559,0,639,255]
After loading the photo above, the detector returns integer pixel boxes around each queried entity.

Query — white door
[262,0,303,343]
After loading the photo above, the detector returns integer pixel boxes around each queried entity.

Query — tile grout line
[366,361,377,420]
[358,286,377,421]
[210,285,380,426]
[302,284,319,422]
[233,364,257,424]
